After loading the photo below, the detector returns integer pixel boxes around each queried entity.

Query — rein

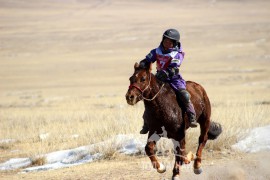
[129,73,164,101]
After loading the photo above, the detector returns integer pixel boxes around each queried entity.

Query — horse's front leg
[172,138,186,180]
[172,131,194,180]
[145,133,166,173]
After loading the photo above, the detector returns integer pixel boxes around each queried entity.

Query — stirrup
[140,127,149,134]
[189,114,197,128]
[190,121,198,128]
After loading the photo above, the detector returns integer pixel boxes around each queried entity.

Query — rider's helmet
[162,29,180,47]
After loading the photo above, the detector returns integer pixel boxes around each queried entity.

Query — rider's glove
[167,67,179,77]
[156,70,169,82]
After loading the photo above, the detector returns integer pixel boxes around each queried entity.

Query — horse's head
[125,62,152,105]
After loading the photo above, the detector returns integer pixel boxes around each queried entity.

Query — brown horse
[125,62,222,180]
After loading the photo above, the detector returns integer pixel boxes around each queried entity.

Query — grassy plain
[0,0,269,179]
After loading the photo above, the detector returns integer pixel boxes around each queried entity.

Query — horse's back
[186,81,211,120]
[186,81,206,95]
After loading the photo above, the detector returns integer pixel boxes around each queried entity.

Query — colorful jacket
[145,44,187,90]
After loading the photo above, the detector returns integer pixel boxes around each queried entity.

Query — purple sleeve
[145,49,156,63]
[168,51,185,68]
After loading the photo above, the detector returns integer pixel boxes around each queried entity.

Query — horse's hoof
[157,163,166,173]
[172,175,180,180]
[194,167,203,174]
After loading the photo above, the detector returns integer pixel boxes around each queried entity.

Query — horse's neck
[144,75,169,105]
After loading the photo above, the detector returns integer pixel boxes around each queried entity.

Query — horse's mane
[149,72,176,95]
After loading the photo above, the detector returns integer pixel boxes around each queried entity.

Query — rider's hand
[167,67,179,77]
[156,70,169,81]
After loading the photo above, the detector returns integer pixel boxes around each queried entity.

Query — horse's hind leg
[145,133,166,173]
[194,116,210,174]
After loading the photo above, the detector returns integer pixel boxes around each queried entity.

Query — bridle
[128,72,164,101]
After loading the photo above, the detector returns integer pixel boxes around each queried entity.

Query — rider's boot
[140,122,149,134]
[176,89,198,128]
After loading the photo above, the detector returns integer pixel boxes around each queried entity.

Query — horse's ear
[134,62,140,69]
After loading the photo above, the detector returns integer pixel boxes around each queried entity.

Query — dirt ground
[0,0,270,179]
[1,151,270,180]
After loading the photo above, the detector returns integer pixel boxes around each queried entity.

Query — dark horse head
[126,62,153,105]
[125,62,222,179]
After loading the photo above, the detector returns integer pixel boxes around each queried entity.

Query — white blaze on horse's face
[126,70,149,105]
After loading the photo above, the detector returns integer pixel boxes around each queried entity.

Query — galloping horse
[125,62,222,179]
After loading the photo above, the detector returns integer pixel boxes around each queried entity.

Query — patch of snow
[39,133,50,141]
[0,134,146,172]
[0,158,31,170]
[1,125,269,173]
[114,134,145,155]
[23,153,102,172]
[232,125,270,153]
[71,134,79,138]
[0,139,16,144]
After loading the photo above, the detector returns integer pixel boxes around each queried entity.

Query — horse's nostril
[126,94,134,101]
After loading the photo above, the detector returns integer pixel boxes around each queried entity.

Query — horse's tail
[208,121,222,140]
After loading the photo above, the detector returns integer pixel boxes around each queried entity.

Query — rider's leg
[175,89,197,128]
[140,120,149,134]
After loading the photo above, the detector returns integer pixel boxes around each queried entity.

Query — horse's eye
[141,77,146,82]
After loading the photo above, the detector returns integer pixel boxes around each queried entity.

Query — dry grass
[0,93,269,161]
[0,0,269,171]
[0,143,13,151]
[31,156,47,166]
[0,95,145,160]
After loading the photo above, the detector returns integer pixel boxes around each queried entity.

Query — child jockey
[139,28,198,134]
